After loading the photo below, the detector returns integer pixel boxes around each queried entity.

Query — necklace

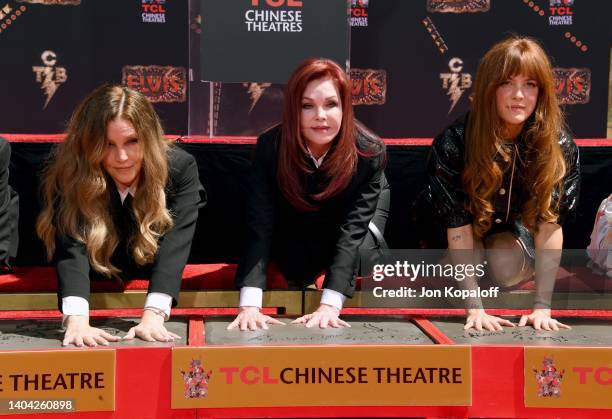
[505,143,518,223]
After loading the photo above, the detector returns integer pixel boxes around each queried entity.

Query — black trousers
[0,138,18,271]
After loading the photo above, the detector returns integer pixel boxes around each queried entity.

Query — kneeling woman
[230,58,389,330]
[416,37,579,331]
[37,85,205,346]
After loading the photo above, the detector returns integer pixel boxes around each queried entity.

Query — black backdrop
[189,0,611,137]
[0,0,189,134]
[0,0,609,138]
[8,141,612,265]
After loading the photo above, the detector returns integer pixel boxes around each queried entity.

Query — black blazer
[0,137,18,270]
[55,147,206,310]
[413,114,580,251]
[424,114,580,229]
[235,124,386,298]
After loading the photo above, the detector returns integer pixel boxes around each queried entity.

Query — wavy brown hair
[278,58,361,211]
[464,36,567,237]
[36,85,173,276]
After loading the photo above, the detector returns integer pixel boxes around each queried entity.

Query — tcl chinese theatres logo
[549,0,574,26]
[141,0,166,23]
[553,67,590,105]
[32,50,68,109]
[350,0,369,27]
[122,65,186,103]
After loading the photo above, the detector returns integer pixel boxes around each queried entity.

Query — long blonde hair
[37,85,173,276]
[464,36,567,237]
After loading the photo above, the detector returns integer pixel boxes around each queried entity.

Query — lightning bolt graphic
[447,73,463,114]
[244,82,271,113]
[40,66,58,109]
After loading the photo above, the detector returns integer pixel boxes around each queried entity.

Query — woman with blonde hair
[416,36,580,331]
[37,85,205,347]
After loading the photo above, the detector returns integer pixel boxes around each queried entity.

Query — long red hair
[278,58,358,211]
[464,37,567,237]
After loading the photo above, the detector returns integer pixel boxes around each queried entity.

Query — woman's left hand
[123,309,181,342]
[518,308,571,331]
[291,304,350,328]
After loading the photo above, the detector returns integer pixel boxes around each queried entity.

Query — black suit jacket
[0,137,18,270]
[55,147,206,309]
[235,124,386,298]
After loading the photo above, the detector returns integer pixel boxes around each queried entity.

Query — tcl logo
[573,367,612,385]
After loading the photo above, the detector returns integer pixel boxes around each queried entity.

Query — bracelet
[144,306,169,321]
[534,299,552,309]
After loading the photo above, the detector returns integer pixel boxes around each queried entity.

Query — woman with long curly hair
[415,36,579,331]
[37,85,205,347]
[228,58,390,331]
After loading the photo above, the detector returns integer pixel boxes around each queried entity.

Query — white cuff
[320,288,346,311]
[239,287,263,309]
[145,292,172,318]
[62,296,89,316]
[62,296,89,327]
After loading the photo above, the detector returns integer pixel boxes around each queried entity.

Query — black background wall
[8,141,612,265]
[0,0,609,138]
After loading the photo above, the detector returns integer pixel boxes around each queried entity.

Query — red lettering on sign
[352,8,368,17]
[240,366,259,385]
[573,367,592,384]
[352,78,381,96]
[594,367,612,385]
[573,367,612,385]
[219,367,239,384]
[549,7,573,15]
[251,0,302,7]
[219,366,279,385]
[263,367,279,384]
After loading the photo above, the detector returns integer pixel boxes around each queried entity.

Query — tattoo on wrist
[451,234,462,242]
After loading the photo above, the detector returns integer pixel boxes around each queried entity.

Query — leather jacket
[417,114,580,251]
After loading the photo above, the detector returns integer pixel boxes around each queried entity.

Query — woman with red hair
[416,36,580,331]
[229,58,389,330]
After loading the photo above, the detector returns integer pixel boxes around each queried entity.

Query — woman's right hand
[62,315,121,347]
[464,309,515,332]
[226,307,286,331]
